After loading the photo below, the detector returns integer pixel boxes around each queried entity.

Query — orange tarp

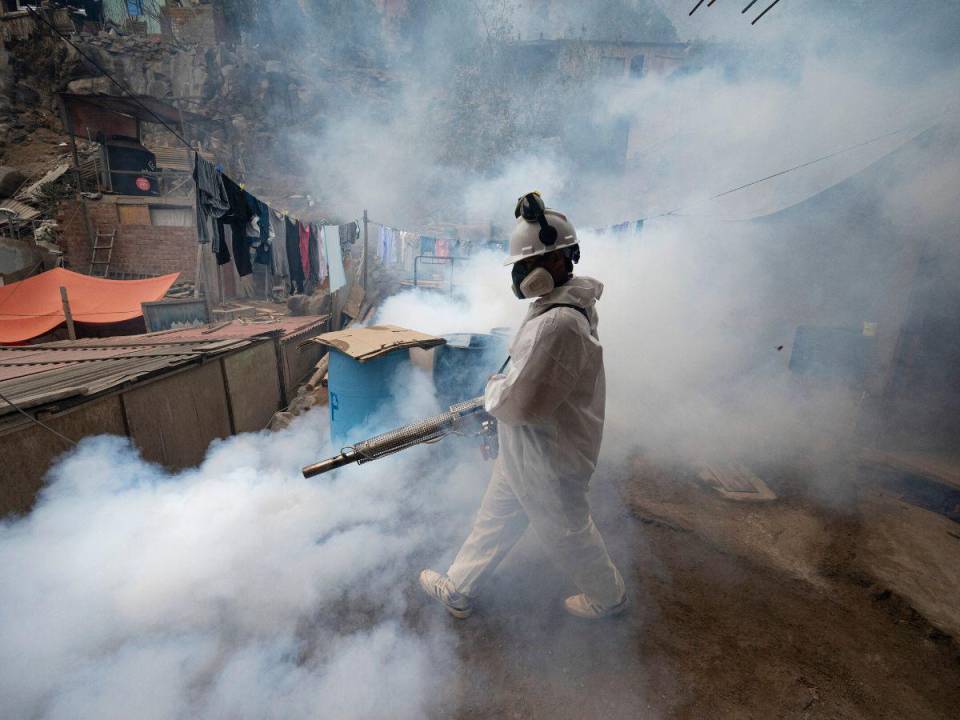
[0,268,179,344]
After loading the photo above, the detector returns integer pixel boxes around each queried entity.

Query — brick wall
[58,199,198,282]
[166,6,216,46]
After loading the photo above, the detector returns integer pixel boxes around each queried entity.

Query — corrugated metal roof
[0,337,251,420]
[0,199,41,222]
[42,316,330,346]
[0,318,328,421]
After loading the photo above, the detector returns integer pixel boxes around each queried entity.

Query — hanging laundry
[314,222,327,283]
[388,227,402,264]
[377,224,389,259]
[634,219,645,235]
[307,222,321,286]
[399,231,416,264]
[193,155,229,246]
[323,225,347,293]
[420,236,436,256]
[269,209,289,279]
[434,238,451,258]
[217,175,254,274]
[339,221,358,250]
[298,221,311,281]
[253,198,272,265]
[286,215,304,294]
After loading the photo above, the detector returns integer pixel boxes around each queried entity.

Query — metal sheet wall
[222,342,281,433]
[122,360,231,469]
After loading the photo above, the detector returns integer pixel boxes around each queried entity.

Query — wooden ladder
[89,228,116,277]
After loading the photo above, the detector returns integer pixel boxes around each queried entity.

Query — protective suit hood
[529,275,604,336]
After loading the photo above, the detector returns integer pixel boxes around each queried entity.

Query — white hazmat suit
[445,275,625,608]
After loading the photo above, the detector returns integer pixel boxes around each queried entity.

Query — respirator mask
[510,245,580,299]
[511,259,555,299]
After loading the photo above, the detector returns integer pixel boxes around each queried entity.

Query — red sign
[135,177,152,192]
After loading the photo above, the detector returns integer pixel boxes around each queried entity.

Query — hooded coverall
[445,276,625,607]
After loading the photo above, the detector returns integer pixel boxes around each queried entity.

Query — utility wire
[0,388,77,446]
[24,5,194,151]
[751,0,782,24]
[614,119,934,228]
[709,125,913,201]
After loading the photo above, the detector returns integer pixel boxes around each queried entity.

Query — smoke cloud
[0,407,490,719]
[3,1,960,717]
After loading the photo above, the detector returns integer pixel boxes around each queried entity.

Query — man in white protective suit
[419,192,627,620]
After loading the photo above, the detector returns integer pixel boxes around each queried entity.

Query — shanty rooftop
[0,317,328,425]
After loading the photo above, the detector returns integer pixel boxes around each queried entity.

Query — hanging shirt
[217,175,253,274]
[339,221,358,249]
[323,225,347,293]
[193,155,229,246]
[420,236,436,256]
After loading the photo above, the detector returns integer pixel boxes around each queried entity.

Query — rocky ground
[408,455,960,719]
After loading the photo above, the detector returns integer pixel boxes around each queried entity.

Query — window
[149,206,194,227]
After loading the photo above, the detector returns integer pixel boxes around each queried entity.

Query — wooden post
[60,286,77,340]
[57,94,97,258]
[362,208,369,291]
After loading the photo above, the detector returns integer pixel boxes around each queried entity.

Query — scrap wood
[305,354,329,391]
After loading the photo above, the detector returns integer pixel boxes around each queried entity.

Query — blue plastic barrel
[433,333,509,407]
[327,348,409,447]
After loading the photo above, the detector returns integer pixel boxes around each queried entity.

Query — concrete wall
[58,198,198,280]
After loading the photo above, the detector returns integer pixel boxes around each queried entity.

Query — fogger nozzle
[302,397,490,478]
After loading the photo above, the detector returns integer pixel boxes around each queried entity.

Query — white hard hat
[504,209,577,265]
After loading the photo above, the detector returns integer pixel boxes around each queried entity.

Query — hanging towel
[322,225,347,293]
[377,225,385,259]
[269,209,289,278]
[315,223,327,283]
[420,236,436,256]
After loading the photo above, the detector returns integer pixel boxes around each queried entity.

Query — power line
[751,0,782,25]
[24,5,195,151]
[709,125,913,201]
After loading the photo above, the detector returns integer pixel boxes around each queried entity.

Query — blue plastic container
[433,333,509,407]
[328,348,409,447]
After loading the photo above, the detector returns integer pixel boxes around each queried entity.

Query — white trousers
[446,458,625,607]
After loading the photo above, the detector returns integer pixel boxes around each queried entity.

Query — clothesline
[194,154,357,296]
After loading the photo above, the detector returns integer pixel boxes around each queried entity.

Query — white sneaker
[564,593,628,619]
[418,569,473,619]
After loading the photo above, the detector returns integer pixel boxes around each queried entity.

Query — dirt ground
[414,456,960,719]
